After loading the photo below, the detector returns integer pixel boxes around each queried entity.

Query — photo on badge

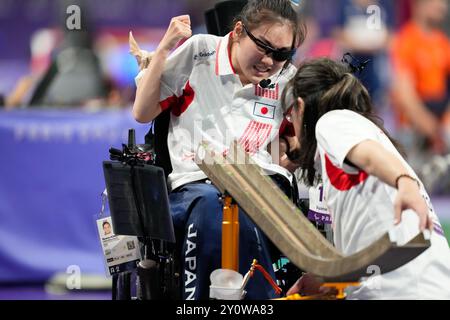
[98,217,114,240]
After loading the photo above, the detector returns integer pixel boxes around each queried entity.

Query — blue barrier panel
[0,108,150,283]
[1,107,447,283]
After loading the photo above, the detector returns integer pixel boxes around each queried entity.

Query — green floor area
[443,223,450,245]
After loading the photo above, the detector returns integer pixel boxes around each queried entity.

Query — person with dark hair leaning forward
[283,58,450,299]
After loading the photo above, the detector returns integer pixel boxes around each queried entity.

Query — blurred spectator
[445,2,450,35]
[3,75,35,109]
[293,0,342,61]
[4,1,128,110]
[291,0,323,61]
[308,0,342,39]
[333,0,394,108]
[27,1,110,109]
[185,0,217,33]
[394,0,413,29]
[2,28,60,109]
[390,0,450,156]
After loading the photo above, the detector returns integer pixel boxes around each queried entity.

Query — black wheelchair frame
[104,0,332,300]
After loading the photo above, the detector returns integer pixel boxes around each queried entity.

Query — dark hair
[102,221,111,228]
[282,58,402,186]
[234,0,306,49]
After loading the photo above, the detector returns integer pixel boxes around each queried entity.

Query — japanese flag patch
[253,102,275,119]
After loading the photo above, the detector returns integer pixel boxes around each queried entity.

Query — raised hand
[157,15,192,54]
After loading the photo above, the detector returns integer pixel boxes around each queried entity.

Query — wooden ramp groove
[196,142,430,282]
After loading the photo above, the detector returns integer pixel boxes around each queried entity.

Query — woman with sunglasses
[133,0,305,300]
[284,58,450,299]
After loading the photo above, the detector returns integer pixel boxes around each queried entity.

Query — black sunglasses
[242,24,296,62]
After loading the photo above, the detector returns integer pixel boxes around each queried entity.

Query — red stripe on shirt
[255,122,272,153]
[239,121,272,155]
[253,123,265,153]
[249,121,262,153]
[228,32,236,74]
[159,94,178,112]
[243,122,256,153]
[171,81,195,117]
[325,153,368,191]
[247,122,261,153]
[254,84,279,100]
[239,121,254,153]
[239,121,253,145]
[215,40,221,75]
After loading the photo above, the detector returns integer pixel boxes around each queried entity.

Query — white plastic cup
[209,269,244,300]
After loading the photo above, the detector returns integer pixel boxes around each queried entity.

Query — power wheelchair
[102,0,331,300]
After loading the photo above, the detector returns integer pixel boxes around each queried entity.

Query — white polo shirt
[315,109,450,299]
[137,33,296,191]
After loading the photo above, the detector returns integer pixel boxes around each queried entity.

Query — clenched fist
[157,15,192,54]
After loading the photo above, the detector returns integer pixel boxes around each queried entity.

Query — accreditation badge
[96,190,141,277]
[308,183,332,225]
